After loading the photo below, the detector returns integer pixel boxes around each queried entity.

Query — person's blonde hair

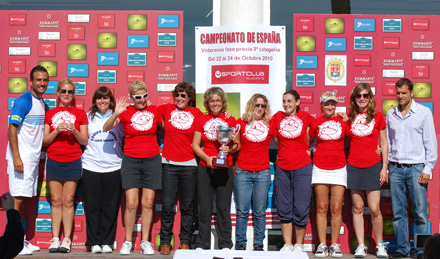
[56,78,76,106]
[129,80,147,96]
[242,93,271,124]
[203,87,227,114]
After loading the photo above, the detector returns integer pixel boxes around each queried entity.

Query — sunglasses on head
[355,93,370,99]
[133,93,148,100]
[255,103,267,108]
[60,89,74,95]
[174,93,187,98]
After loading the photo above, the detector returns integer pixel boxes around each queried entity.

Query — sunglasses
[174,93,187,98]
[60,89,74,95]
[355,93,370,99]
[255,104,267,108]
[133,93,148,100]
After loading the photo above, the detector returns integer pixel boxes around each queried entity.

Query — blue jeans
[389,163,428,256]
[233,166,271,248]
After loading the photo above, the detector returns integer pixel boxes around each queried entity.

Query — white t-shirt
[82,111,124,172]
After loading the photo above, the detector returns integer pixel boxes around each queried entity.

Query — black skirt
[347,161,382,190]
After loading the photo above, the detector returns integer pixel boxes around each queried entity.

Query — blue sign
[354,18,375,32]
[75,202,85,215]
[419,102,434,113]
[158,33,177,46]
[36,219,52,232]
[383,19,402,32]
[354,37,373,50]
[8,98,17,111]
[67,64,88,77]
[37,200,51,214]
[127,53,146,66]
[75,82,86,95]
[296,74,316,87]
[158,15,179,28]
[325,38,346,51]
[127,35,149,48]
[296,56,318,69]
[97,52,119,66]
[97,70,116,83]
[44,99,56,110]
[45,81,58,94]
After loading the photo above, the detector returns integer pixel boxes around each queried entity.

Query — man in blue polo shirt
[6,65,49,255]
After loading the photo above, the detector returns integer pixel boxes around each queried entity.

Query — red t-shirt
[158,103,202,162]
[309,116,349,170]
[195,113,238,167]
[45,106,88,162]
[119,105,162,158]
[236,118,276,171]
[348,112,386,168]
[272,111,314,170]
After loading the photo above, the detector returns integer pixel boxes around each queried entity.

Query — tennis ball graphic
[297,36,316,52]
[8,78,27,93]
[325,18,344,33]
[38,61,57,76]
[413,83,431,98]
[155,234,174,250]
[382,100,398,115]
[409,202,429,218]
[128,14,147,30]
[67,44,87,60]
[350,237,371,253]
[383,219,394,236]
[98,33,117,48]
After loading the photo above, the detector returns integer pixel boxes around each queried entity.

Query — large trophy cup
[212,124,240,168]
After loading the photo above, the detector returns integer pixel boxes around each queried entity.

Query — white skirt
[311,164,347,187]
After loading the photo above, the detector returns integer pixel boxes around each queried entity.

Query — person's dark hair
[423,234,440,259]
[30,65,49,81]
[89,86,116,120]
[172,81,195,106]
[283,89,301,112]
[396,78,413,91]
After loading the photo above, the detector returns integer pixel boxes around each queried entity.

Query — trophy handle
[232,124,241,140]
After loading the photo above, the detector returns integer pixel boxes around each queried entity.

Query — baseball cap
[320,91,337,103]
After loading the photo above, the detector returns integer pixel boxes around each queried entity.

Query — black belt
[389,161,422,168]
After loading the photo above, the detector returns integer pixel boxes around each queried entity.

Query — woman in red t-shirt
[192,87,241,250]
[309,91,349,257]
[43,78,88,253]
[103,80,162,255]
[347,83,389,258]
[157,82,202,254]
[234,94,275,251]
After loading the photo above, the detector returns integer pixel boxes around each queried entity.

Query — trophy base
[212,158,228,168]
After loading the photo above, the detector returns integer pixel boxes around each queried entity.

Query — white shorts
[311,164,347,187]
[7,161,39,197]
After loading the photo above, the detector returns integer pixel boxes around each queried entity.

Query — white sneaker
[120,241,133,255]
[19,245,33,255]
[48,238,60,253]
[376,243,389,258]
[91,245,102,254]
[59,238,72,253]
[280,243,294,252]
[315,243,328,258]
[24,239,40,252]
[102,244,113,253]
[293,244,304,252]
[355,244,368,258]
[329,243,343,258]
[140,240,155,255]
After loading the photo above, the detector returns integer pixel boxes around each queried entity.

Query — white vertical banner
[195,25,286,116]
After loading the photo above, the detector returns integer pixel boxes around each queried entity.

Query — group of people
[5,65,437,259]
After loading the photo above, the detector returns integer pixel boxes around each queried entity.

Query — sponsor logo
[383,58,404,66]
[38,43,55,57]
[158,33,177,46]
[127,53,147,66]
[9,14,26,25]
[353,55,371,66]
[97,70,116,83]
[67,64,88,77]
[75,82,86,95]
[296,74,316,87]
[354,18,375,32]
[74,220,82,231]
[296,17,314,32]
[158,15,179,28]
[211,64,269,84]
[67,25,85,40]
[383,69,404,78]
[68,14,90,23]
[8,59,26,73]
[97,52,119,65]
[157,51,175,63]
[9,36,30,44]
[45,81,58,94]
[297,91,313,103]
[354,36,373,50]
[413,42,433,49]
[383,37,400,49]
[36,219,52,232]
[383,19,402,32]
[157,73,179,81]
[74,202,84,215]
[44,99,56,110]
[412,52,434,60]
[8,98,17,111]
[325,38,346,51]
[412,64,429,78]
[37,201,51,214]
[38,32,60,40]
[9,47,31,56]
[354,76,375,84]
[412,18,429,30]
[98,14,115,28]
[296,56,318,69]
[326,57,345,83]
[127,71,144,82]
[157,84,175,92]
[382,82,396,96]
[39,20,60,28]
[128,35,149,48]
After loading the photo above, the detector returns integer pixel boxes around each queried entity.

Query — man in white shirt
[386,78,437,259]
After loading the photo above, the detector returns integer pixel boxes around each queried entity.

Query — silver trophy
[213,124,240,168]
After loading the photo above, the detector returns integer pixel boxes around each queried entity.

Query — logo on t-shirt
[169,109,194,130]
[51,110,76,129]
[279,115,303,139]
[131,110,154,131]
[203,118,228,141]
[244,120,268,142]
[351,113,375,137]
[318,120,342,140]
